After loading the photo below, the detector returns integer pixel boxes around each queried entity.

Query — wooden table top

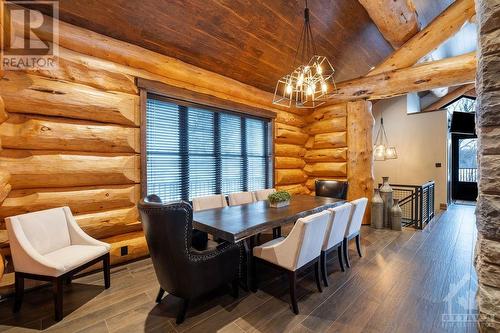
[193,195,344,243]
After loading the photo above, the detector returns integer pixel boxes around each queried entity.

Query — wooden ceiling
[32,0,452,93]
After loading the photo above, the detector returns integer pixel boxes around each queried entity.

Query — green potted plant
[268,190,292,208]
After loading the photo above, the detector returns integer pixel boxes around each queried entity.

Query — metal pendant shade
[273,1,336,109]
[374,117,398,161]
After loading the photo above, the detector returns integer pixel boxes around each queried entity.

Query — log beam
[358,0,420,48]
[423,83,476,112]
[368,0,475,75]
[327,52,476,103]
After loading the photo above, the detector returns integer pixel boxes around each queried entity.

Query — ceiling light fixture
[273,0,336,108]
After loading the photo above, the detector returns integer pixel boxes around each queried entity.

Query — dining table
[193,194,345,289]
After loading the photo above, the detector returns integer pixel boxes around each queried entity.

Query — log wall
[0,10,376,281]
[0,16,310,271]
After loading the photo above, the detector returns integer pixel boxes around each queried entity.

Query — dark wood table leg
[242,236,256,292]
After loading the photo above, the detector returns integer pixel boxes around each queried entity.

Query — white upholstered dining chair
[5,207,111,321]
[252,188,276,201]
[252,210,330,314]
[320,203,352,286]
[343,197,368,268]
[192,194,228,211]
[227,192,254,206]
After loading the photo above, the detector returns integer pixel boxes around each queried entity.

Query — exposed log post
[347,101,374,225]
[326,52,476,103]
[358,0,420,48]
[368,0,476,75]
[475,0,500,330]
[423,83,475,112]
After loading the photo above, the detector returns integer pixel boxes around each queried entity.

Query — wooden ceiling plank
[358,0,420,48]
[368,0,475,75]
[422,83,475,112]
[326,52,476,103]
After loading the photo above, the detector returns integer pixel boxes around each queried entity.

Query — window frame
[139,85,275,201]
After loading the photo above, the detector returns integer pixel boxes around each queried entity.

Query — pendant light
[374,117,398,161]
[273,0,336,109]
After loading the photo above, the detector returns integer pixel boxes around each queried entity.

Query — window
[146,95,273,202]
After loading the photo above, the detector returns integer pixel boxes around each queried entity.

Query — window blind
[146,95,273,202]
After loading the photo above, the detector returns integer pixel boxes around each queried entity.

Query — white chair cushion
[192,194,228,211]
[253,210,330,271]
[228,192,254,206]
[44,245,109,274]
[253,188,276,201]
[15,208,71,255]
[345,198,368,238]
[323,203,352,251]
[6,206,111,277]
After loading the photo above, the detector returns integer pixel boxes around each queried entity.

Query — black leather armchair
[315,180,349,200]
[138,197,240,324]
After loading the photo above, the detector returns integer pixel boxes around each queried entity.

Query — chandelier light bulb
[316,63,322,74]
[285,84,293,95]
[304,66,310,73]
[306,85,313,95]
[321,81,327,93]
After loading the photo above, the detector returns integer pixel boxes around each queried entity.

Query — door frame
[451,133,478,201]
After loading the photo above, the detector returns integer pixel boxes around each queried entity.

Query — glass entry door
[451,134,478,201]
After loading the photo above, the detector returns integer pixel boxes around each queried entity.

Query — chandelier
[273,0,336,108]
[373,117,398,161]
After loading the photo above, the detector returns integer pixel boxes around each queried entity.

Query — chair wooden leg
[13,273,24,313]
[53,277,64,322]
[288,271,299,314]
[156,288,165,303]
[320,251,328,287]
[355,234,363,258]
[337,246,345,272]
[314,261,322,293]
[343,238,351,268]
[65,276,72,285]
[103,253,111,289]
[176,298,189,324]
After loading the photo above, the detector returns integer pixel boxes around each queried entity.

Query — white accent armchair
[5,207,111,321]
[343,198,368,268]
[252,210,330,314]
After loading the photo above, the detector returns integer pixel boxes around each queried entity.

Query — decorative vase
[269,200,290,208]
[371,188,384,229]
[379,177,393,229]
[391,198,403,231]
